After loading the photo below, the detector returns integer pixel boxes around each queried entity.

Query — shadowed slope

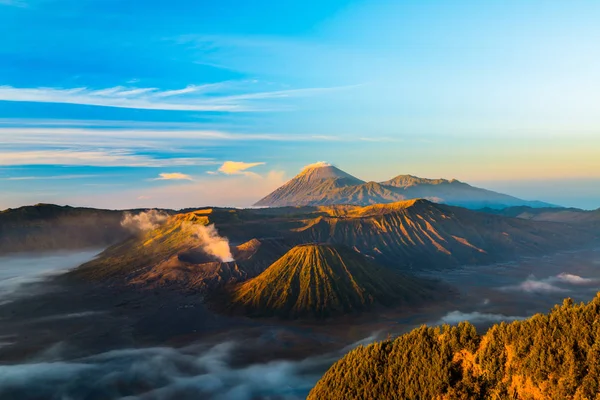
[306,181,400,206]
[120,237,290,292]
[227,244,439,319]
[294,199,596,269]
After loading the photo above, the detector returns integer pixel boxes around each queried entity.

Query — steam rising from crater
[121,210,168,233]
[185,223,234,262]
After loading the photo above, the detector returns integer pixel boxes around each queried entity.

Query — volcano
[226,243,439,319]
[254,162,365,207]
[71,210,291,292]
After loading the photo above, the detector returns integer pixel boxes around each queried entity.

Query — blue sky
[1,0,599,209]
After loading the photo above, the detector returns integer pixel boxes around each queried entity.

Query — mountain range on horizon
[254,162,556,210]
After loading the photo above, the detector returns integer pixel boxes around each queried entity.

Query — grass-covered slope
[227,243,439,319]
[309,293,600,399]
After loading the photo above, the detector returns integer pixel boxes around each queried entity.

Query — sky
[1,0,599,210]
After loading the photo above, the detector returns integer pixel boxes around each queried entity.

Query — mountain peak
[253,163,364,207]
[226,243,434,318]
[297,162,361,181]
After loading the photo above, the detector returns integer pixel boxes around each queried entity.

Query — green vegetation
[309,293,600,399]
[227,243,440,319]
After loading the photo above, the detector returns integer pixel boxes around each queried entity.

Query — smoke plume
[121,210,168,233]
[184,223,234,262]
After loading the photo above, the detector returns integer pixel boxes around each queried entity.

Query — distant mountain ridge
[0,204,130,254]
[254,163,556,209]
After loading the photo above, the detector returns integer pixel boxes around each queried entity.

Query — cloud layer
[0,340,331,400]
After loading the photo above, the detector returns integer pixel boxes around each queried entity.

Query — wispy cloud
[0,127,292,143]
[215,161,265,177]
[4,175,99,181]
[153,172,194,181]
[0,149,216,167]
[0,125,396,146]
[0,83,352,112]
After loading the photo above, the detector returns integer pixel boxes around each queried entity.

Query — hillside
[309,293,600,399]
[0,204,131,254]
[254,163,555,209]
[71,210,290,292]
[226,244,440,319]
[306,181,400,205]
[293,199,597,269]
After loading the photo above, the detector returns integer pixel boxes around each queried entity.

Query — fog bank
[0,250,100,303]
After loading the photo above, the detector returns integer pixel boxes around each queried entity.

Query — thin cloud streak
[0,149,217,167]
[0,127,397,146]
[5,175,100,181]
[0,83,353,112]
[0,127,289,141]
